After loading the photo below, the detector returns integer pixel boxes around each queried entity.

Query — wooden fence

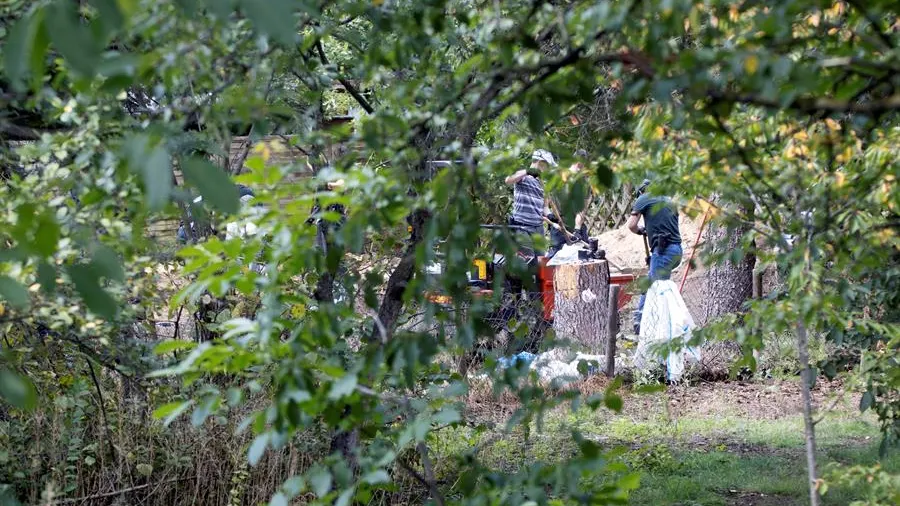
[586,183,635,234]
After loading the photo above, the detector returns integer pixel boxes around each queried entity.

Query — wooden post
[606,284,620,377]
[753,270,764,299]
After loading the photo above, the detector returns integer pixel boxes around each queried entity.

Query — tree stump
[552,260,610,350]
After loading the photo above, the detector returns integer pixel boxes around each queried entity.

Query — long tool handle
[679,207,711,293]
[642,234,650,266]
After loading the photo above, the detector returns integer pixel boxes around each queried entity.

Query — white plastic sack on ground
[634,280,701,382]
[547,243,587,266]
[530,359,580,385]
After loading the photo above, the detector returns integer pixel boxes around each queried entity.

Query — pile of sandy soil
[594,213,708,275]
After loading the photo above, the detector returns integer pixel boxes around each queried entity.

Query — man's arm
[505,169,528,185]
[627,212,644,235]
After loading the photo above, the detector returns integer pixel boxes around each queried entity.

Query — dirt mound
[594,212,707,275]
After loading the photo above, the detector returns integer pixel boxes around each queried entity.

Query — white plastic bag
[634,280,701,382]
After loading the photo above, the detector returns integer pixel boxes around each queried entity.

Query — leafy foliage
[0,0,898,504]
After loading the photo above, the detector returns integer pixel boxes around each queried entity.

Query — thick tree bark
[553,260,610,350]
[697,220,755,325]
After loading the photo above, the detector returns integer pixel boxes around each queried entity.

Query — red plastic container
[609,272,638,309]
[538,259,638,322]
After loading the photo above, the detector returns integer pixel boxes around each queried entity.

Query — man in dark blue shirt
[627,179,682,333]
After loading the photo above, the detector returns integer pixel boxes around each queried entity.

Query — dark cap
[636,179,651,196]
[237,184,255,198]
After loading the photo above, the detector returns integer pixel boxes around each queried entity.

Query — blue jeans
[634,243,683,332]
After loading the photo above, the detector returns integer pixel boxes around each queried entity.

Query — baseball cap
[531,149,558,167]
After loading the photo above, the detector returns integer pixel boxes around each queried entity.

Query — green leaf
[181,157,240,214]
[191,395,219,427]
[248,432,270,466]
[361,469,390,485]
[143,145,172,210]
[634,384,666,394]
[152,400,194,426]
[619,472,641,490]
[327,373,358,400]
[90,0,125,42]
[860,391,874,412]
[433,407,461,425]
[335,488,354,506]
[153,339,196,355]
[124,136,172,211]
[0,368,37,410]
[45,0,100,75]
[604,393,623,412]
[33,212,60,257]
[269,492,288,506]
[0,276,30,310]
[527,98,548,133]
[174,0,199,14]
[307,465,332,497]
[92,244,125,283]
[207,0,237,19]
[242,0,298,46]
[36,261,56,295]
[282,476,305,496]
[0,485,22,506]
[67,264,118,319]
[3,9,44,91]
[579,439,600,458]
[594,162,614,188]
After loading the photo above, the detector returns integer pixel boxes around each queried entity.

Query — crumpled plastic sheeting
[490,349,607,386]
[529,349,606,386]
[531,360,581,384]
[634,280,701,382]
[546,242,590,266]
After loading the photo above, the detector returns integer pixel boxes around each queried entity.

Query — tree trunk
[370,208,430,341]
[552,260,610,350]
[797,319,820,506]
[697,220,755,325]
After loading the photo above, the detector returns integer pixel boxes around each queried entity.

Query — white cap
[532,149,557,167]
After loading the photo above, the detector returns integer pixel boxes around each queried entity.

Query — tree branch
[315,40,374,114]
[708,90,900,115]
[845,0,896,50]
[416,441,445,506]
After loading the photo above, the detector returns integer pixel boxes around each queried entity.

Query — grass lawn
[436,378,897,505]
[627,442,899,506]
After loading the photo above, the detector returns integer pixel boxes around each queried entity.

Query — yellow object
[744,55,759,74]
[427,294,452,305]
[473,260,487,280]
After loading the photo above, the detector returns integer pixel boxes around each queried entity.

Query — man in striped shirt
[505,150,556,246]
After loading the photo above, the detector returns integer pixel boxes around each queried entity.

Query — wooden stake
[606,284,620,377]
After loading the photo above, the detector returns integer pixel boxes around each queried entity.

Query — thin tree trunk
[796,318,820,505]
[370,208,430,341]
